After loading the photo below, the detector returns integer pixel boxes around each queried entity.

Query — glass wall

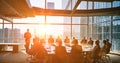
[112,16,120,52]
[87,1,120,52]
[0,0,120,52]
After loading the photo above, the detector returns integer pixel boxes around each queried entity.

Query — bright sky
[13,0,64,38]
[29,0,62,9]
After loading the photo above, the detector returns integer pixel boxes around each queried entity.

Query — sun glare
[34,24,63,38]
[38,25,46,34]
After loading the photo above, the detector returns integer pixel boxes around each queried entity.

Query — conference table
[0,43,21,53]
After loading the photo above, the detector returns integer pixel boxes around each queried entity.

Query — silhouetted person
[102,40,107,51]
[92,40,101,63]
[81,37,87,47]
[88,37,94,47]
[56,36,62,45]
[40,38,45,45]
[35,41,48,63]
[106,39,111,54]
[55,41,67,63]
[27,36,40,56]
[48,35,54,45]
[70,38,83,63]
[31,35,40,56]
[33,35,39,45]
[24,29,31,53]
[72,37,78,45]
[64,36,70,45]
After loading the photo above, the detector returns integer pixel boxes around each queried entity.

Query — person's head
[103,40,107,45]
[50,35,52,38]
[106,39,109,42]
[58,41,62,46]
[27,29,29,32]
[66,36,68,38]
[89,37,92,40]
[57,36,60,38]
[95,40,99,45]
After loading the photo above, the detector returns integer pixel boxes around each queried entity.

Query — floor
[0,51,120,63]
[0,51,29,63]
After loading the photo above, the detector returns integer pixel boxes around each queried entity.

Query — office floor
[0,51,120,63]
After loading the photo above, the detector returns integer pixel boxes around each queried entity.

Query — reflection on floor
[0,51,29,63]
[0,51,120,63]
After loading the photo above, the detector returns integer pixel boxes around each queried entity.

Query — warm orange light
[35,24,63,38]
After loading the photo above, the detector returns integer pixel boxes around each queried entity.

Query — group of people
[24,29,112,63]
[92,39,112,63]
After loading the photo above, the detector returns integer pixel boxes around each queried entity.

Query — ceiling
[0,0,34,18]
[0,0,120,22]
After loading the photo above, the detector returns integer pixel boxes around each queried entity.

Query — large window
[112,20,120,52]
[0,0,120,52]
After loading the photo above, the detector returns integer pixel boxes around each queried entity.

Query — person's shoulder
[24,32,27,35]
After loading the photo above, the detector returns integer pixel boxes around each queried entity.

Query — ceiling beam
[33,6,120,16]
[1,0,23,17]
[71,0,81,15]
[0,15,13,23]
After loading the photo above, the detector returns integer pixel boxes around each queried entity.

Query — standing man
[24,29,31,53]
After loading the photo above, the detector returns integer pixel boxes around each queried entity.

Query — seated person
[71,37,78,45]
[88,37,94,47]
[55,41,68,63]
[64,36,70,46]
[56,36,62,46]
[80,37,87,47]
[48,35,54,45]
[92,40,101,63]
[31,36,40,56]
[106,39,112,54]
[70,39,83,63]
[34,41,48,63]
[101,39,111,53]
[100,40,110,56]
[27,36,39,56]
[101,40,107,54]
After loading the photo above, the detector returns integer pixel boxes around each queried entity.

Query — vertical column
[45,0,47,40]
[2,19,4,43]
[110,16,113,50]
[92,0,94,39]
[70,16,72,39]
[87,0,89,39]
[12,23,14,43]
[70,0,72,39]
[110,2,113,51]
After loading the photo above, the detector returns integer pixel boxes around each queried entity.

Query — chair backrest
[106,43,112,54]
